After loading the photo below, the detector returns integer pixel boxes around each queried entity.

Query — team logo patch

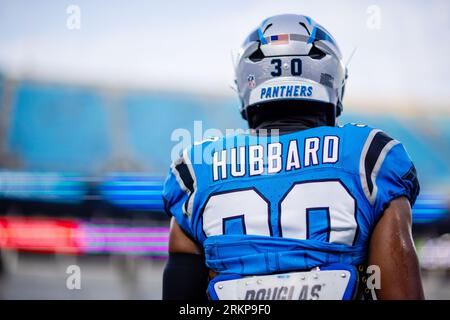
[247,74,256,88]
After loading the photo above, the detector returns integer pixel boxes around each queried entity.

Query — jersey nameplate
[212,135,340,181]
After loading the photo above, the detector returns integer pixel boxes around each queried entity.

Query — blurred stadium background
[0,0,449,299]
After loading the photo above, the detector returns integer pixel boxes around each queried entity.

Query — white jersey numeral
[202,189,271,237]
[280,181,357,245]
[202,180,358,245]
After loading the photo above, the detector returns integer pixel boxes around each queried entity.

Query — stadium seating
[7,81,111,172]
[0,79,449,226]
[4,80,449,184]
[122,92,244,172]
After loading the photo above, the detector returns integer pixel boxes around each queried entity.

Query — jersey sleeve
[374,142,420,213]
[162,148,196,238]
[360,130,420,217]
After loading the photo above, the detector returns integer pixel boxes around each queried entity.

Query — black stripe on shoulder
[402,164,420,205]
[162,196,172,218]
[365,132,393,194]
[175,161,194,193]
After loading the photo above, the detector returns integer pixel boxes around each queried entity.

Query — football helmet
[234,14,347,125]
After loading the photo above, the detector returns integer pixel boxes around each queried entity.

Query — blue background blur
[0,0,449,299]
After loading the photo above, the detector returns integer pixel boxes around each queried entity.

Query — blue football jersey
[162,124,420,275]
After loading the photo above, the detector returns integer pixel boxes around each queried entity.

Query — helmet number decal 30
[270,59,282,77]
[270,58,302,77]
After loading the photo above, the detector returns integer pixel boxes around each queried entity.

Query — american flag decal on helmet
[268,34,289,45]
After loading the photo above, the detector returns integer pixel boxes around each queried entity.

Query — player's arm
[368,196,424,299]
[360,131,424,299]
[162,147,210,300]
[162,218,209,300]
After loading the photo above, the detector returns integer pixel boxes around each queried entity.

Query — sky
[0,0,449,111]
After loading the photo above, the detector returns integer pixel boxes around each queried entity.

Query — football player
[162,14,424,300]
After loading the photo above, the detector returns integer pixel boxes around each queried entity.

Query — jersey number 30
[202,180,358,246]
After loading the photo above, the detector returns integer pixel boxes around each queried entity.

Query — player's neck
[254,114,329,134]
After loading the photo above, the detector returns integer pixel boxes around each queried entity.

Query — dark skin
[168,196,424,299]
[368,196,424,299]
[168,218,202,255]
